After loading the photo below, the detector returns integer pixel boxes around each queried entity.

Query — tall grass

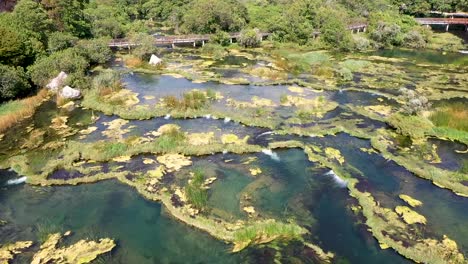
[185,168,208,210]
[156,127,186,152]
[430,102,468,132]
[0,89,49,133]
[163,90,211,111]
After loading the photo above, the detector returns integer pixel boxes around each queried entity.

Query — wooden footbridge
[415,17,468,31]
[109,23,369,48]
[109,32,271,49]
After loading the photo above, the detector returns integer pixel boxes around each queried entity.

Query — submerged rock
[0,241,33,264]
[60,86,81,99]
[395,206,427,225]
[46,71,68,91]
[31,232,115,264]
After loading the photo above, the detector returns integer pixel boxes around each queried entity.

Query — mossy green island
[1,0,468,263]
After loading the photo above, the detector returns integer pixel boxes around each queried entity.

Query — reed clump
[0,89,49,133]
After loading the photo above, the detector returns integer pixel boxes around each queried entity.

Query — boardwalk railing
[415,17,468,31]
[415,17,468,25]
[109,32,270,48]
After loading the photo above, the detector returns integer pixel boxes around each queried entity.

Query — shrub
[353,35,371,51]
[93,71,122,93]
[239,29,262,48]
[0,64,31,100]
[28,48,89,87]
[75,38,112,65]
[370,22,403,47]
[47,32,78,53]
[398,88,431,115]
[200,43,227,60]
[128,32,157,60]
[403,30,427,49]
[210,31,232,46]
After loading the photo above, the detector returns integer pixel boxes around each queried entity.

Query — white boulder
[46,71,68,91]
[60,86,81,99]
[149,54,162,65]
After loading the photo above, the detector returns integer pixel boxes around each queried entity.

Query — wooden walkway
[109,23,369,48]
[109,32,270,48]
[415,17,468,31]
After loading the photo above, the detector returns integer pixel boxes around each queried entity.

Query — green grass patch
[185,168,208,210]
[430,102,468,132]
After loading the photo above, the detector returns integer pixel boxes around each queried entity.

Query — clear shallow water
[0,175,243,264]
[1,49,467,263]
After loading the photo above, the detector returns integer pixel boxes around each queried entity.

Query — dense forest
[0,0,467,101]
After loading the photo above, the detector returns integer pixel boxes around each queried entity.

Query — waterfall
[5,177,27,186]
[261,149,280,161]
[325,170,347,188]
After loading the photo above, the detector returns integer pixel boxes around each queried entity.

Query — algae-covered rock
[399,194,423,207]
[221,134,249,144]
[187,132,214,146]
[395,206,426,225]
[249,168,262,176]
[31,232,115,264]
[148,166,165,179]
[324,148,345,164]
[103,89,139,107]
[0,241,33,264]
[157,154,192,172]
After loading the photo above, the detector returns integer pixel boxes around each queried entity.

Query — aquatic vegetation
[249,168,262,176]
[186,132,214,146]
[395,206,427,225]
[221,134,249,145]
[31,232,116,264]
[244,67,288,81]
[0,89,49,134]
[427,33,465,52]
[157,154,192,172]
[324,148,345,165]
[430,102,468,133]
[0,241,33,264]
[185,168,208,210]
[340,59,371,72]
[163,90,214,111]
[399,194,423,207]
[232,219,307,252]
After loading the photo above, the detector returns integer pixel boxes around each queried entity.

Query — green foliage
[42,0,91,37]
[200,44,227,60]
[129,32,157,60]
[0,64,32,101]
[28,48,89,87]
[341,59,371,71]
[93,71,122,91]
[238,29,262,48]
[210,31,232,46]
[156,127,186,151]
[185,168,208,210]
[75,38,112,64]
[318,8,354,51]
[0,11,46,67]
[47,32,78,53]
[11,0,53,42]
[181,0,248,33]
[99,142,128,158]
